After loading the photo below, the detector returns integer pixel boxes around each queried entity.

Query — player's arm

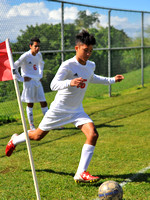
[89,74,124,85]
[13,55,24,82]
[50,65,71,91]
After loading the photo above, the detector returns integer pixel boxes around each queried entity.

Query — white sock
[41,106,48,115]
[12,132,26,145]
[77,144,95,174]
[26,106,34,126]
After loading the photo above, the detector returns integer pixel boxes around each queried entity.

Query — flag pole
[5,38,41,200]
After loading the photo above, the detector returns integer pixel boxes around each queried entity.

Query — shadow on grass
[0,135,11,140]
[24,168,150,187]
[93,106,150,130]
[95,124,123,128]
[24,168,101,187]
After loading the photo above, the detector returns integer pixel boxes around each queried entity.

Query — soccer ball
[98,180,123,200]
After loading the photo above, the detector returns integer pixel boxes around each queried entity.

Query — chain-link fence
[0,0,150,132]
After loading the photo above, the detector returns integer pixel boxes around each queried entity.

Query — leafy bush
[0,115,17,125]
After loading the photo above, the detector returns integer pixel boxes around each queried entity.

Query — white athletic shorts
[21,79,46,103]
[39,109,93,131]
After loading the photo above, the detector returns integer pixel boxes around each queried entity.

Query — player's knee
[90,130,99,141]
[41,101,47,107]
[29,129,48,141]
[93,131,99,141]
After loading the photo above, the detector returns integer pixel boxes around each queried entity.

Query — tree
[11,23,61,53]
[89,26,130,76]
[75,10,100,30]
[121,36,150,73]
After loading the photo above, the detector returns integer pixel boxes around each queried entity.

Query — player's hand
[115,75,124,82]
[70,77,87,88]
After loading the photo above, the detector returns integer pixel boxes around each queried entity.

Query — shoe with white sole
[5,133,18,157]
[74,171,100,183]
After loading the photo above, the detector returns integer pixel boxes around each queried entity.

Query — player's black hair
[75,30,96,46]
[30,37,40,46]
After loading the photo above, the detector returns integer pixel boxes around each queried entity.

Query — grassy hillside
[85,65,150,99]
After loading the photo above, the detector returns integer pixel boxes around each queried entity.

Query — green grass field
[0,69,150,199]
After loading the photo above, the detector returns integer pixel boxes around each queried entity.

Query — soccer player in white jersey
[13,37,48,130]
[6,30,124,183]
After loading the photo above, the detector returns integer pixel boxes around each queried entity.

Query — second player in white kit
[14,37,48,130]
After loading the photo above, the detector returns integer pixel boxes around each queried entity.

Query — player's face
[75,43,93,65]
[30,42,40,56]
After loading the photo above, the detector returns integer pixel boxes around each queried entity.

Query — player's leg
[5,109,69,157]
[21,80,36,130]
[26,103,35,130]
[74,122,100,183]
[28,128,49,141]
[5,128,49,157]
[79,122,99,146]
[40,101,48,115]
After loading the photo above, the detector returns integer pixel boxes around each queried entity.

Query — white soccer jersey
[50,56,115,113]
[14,50,44,81]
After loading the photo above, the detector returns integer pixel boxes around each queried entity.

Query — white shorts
[21,79,46,103]
[39,109,93,131]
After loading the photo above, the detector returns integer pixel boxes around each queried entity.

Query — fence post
[61,2,64,63]
[108,10,111,97]
[141,12,144,87]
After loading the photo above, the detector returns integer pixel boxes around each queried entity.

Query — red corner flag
[0,41,13,81]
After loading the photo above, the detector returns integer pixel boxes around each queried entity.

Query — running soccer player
[13,37,48,130]
[6,30,124,183]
